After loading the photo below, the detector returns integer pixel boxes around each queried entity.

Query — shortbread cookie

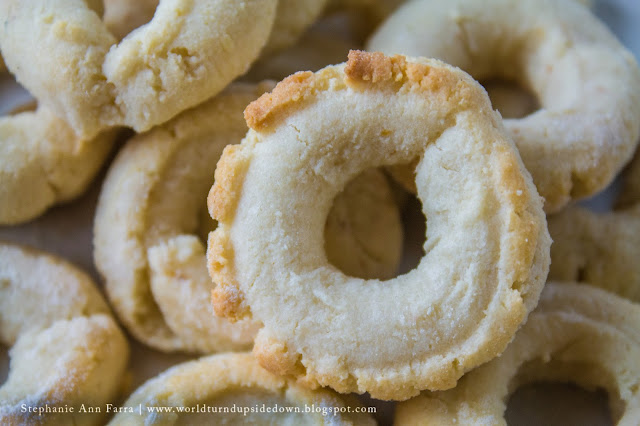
[207,51,550,400]
[0,243,129,426]
[108,353,375,425]
[101,0,328,57]
[94,84,271,353]
[386,80,540,194]
[0,102,117,224]
[368,0,640,212]
[548,204,640,303]
[94,82,403,353]
[0,0,278,139]
[395,283,640,425]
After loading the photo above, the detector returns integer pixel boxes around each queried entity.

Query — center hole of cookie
[481,79,540,119]
[506,382,613,426]
[104,0,158,41]
[324,168,426,280]
[0,343,9,386]
[397,193,426,276]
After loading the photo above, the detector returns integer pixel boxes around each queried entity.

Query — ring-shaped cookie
[548,204,640,303]
[207,51,550,400]
[367,0,640,212]
[102,0,327,56]
[0,0,278,139]
[395,283,640,425]
[0,243,129,425]
[94,83,272,353]
[94,82,403,353]
[0,100,117,225]
[108,353,375,425]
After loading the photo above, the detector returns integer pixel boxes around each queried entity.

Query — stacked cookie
[1,0,639,424]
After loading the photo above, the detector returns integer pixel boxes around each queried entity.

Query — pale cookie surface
[0,102,117,225]
[386,81,540,195]
[94,82,403,353]
[94,84,271,353]
[548,204,640,303]
[207,51,550,400]
[367,0,640,212]
[395,283,640,425]
[0,0,278,139]
[102,0,329,63]
[108,352,375,425]
[0,243,129,426]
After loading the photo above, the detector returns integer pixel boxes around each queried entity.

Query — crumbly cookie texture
[0,104,117,225]
[94,80,403,353]
[368,0,640,212]
[548,204,640,303]
[108,353,375,425]
[207,51,550,400]
[0,243,129,426]
[94,83,271,353]
[395,283,640,425]
[0,0,116,225]
[0,0,278,139]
